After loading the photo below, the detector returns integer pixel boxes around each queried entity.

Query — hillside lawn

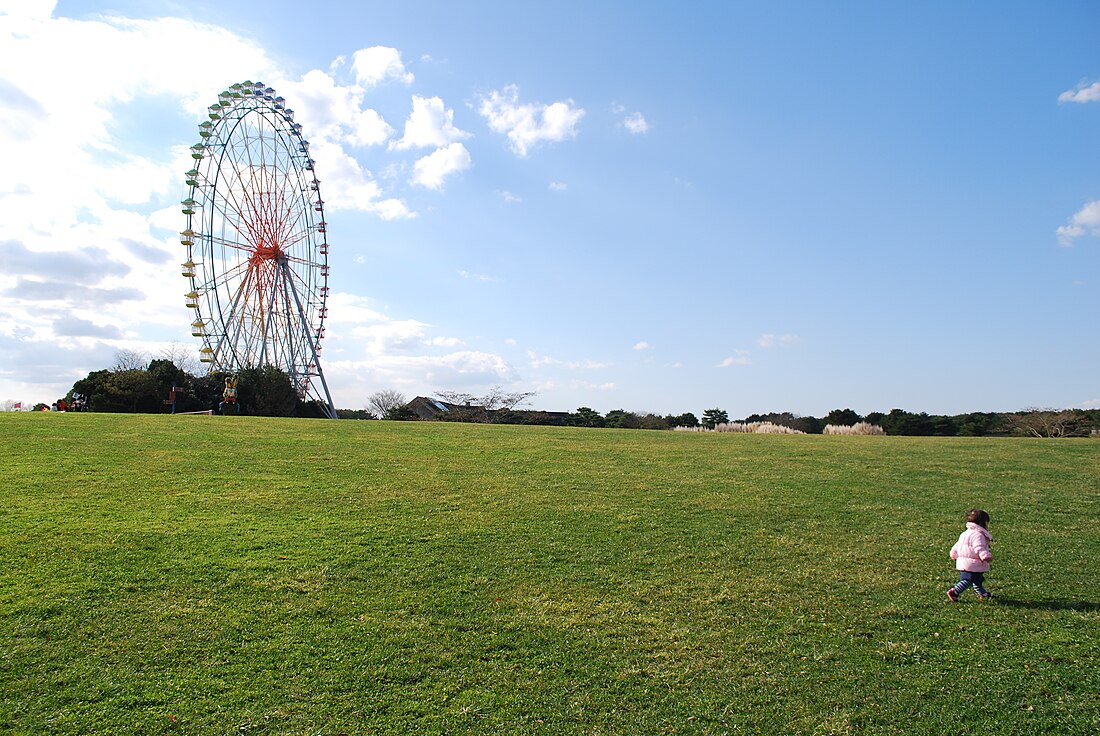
[1,413,1097,735]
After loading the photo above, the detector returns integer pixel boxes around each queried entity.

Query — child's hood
[966,521,991,540]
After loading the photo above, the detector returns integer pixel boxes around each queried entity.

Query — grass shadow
[992,597,1100,612]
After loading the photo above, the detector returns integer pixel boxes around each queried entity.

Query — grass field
[1,413,1097,735]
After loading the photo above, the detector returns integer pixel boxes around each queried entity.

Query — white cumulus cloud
[279,69,394,147]
[351,46,414,88]
[1057,200,1100,246]
[412,142,472,190]
[478,84,584,157]
[393,95,470,150]
[622,111,650,134]
[1058,81,1100,104]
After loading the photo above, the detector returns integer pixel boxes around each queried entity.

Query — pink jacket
[950,522,992,572]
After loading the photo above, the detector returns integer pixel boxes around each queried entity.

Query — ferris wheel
[181,81,336,418]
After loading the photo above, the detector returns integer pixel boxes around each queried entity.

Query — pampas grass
[717,421,804,434]
[675,422,886,435]
[674,422,805,434]
[823,422,886,436]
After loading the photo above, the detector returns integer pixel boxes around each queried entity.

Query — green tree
[236,366,299,417]
[864,411,886,426]
[635,413,669,430]
[879,409,933,436]
[384,405,419,421]
[825,408,862,427]
[571,407,604,428]
[702,408,729,430]
[666,412,699,428]
[104,370,159,413]
[604,409,640,429]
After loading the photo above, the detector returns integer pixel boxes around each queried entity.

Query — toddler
[946,508,993,602]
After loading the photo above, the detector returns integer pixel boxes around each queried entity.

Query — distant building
[405,396,463,421]
[403,396,571,425]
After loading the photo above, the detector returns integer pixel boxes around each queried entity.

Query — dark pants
[960,571,985,589]
[952,570,990,597]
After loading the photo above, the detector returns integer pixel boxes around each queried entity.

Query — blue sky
[1,1,1097,416]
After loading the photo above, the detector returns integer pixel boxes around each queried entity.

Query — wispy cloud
[613,104,649,134]
[622,111,649,134]
[1057,200,1100,246]
[527,350,610,370]
[717,351,752,368]
[458,269,496,282]
[1058,81,1100,104]
[478,84,585,157]
[549,181,568,192]
[633,341,651,351]
[757,333,800,348]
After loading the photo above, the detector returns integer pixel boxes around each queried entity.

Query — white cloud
[1058,81,1100,104]
[633,341,651,351]
[549,181,568,191]
[1057,200,1100,245]
[318,293,515,398]
[393,95,470,150]
[307,138,413,217]
[0,1,57,19]
[757,333,800,348]
[718,352,752,367]
[574,380,616,391]
[0,7,291,404]
[498,190,522,203]
[527,350,610,370]
[0,7,474,407]
[351,46,414,88]
[279,68,394,147]
[477,84,585,157]
[458,270,496,282]
[622,111,650,134]
[412,142,472,190]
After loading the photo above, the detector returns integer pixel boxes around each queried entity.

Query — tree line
[58,355,330,417]
[363,390,1099,438]
[21,356,1097,438]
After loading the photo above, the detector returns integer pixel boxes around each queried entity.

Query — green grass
[1,413,1098,735]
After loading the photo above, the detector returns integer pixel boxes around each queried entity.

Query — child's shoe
[945,588,959,603]
[978,592,993,602]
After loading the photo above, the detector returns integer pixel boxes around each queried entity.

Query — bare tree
[112,348,149,372]
[366,389,408,419]
[1010,408,1085,438]
[482,385,536,411]
[433,386,536,422]
[159,342,203,376]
